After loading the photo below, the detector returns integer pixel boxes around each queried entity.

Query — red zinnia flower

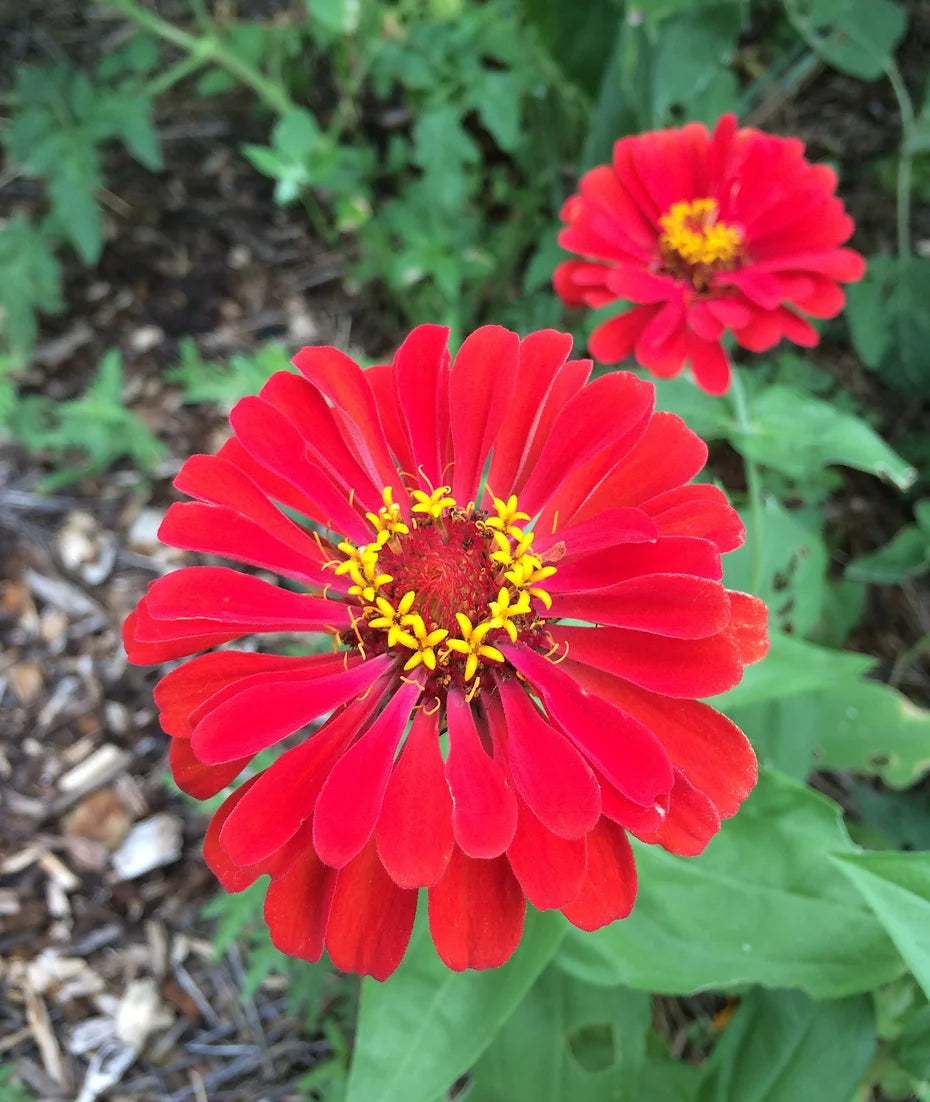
[554,114,866,394]
[124,325,767,979]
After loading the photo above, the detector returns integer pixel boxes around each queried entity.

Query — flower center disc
[658,197,743,283]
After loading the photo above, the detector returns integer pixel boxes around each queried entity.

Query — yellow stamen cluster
[333,486,556,682]
[658,198,743,268]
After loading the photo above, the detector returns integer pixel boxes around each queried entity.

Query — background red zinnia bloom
[554,114,866,395]
[124,324,768,980]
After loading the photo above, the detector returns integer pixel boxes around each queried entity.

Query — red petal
[588,306,660,364]
[535,507,657,557]
[642,484,745,553]
[563,664,757,819]
[367,362,416,480]
[549,574,731,640]
[203,779,264,892]
[220,690,382,867]
[636,770,720,857]
[449,326,520,503]
[503,644,673,808]
[376,707,454,888]
[394,324,451,489]
[159,502,330,587]
[428,848,525,971]
[313,677,423,868]
[169,737,249,799]
[191,656,391,764]
[445,690,518,858]
[687,336,731,396]
[326,837,418,980]
[561,818,637,931]
[506,803,587,910]
[549,535,723,594]
[155,651,321,738]
[555,627,742,698]
[141,566,349,635]
[123,605,242,665]
[264,842,337,963]
[497,678,601,839]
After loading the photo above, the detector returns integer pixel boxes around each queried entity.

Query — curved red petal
[264,841,337,963]
[313,676,423,868]
[561,818,637,931]
[376,707,454,888]
[394,324,451,489]
[635,770,720,857]
[428,848,525,971]
[445,690,517,859]
[506,802,587,910]
[642,484,745,553]
[325,837,418,981]
[169,736,249,799]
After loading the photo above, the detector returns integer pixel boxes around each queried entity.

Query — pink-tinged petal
[449,326,520,503]
[394,324,451,489]
[169,736,249,800]
[503,644,673,808]
[506,802,587,910]
[221,689,383,867]
[445,689,518,858]
[124,603,245,664]
[141,567,348,635]
[554,260,608,306]
[497,678,601,839]
[572,412,708,519]
[291,345,403,503]
[487,329,573,500]
[605,265,676,304]
[518,371,656,518]
[230,396,369,542]
[751,248,865,283]
[214,437,325,527]
[173,454,335,582]
[787,276,845,318]
[561,818,637,931]
[724,590,770,665]
[709,113,738,182]
[159,502,330,587]
[377,707,454,889]
[687,336,731,395]
[264,842,337,963]
[313,676,423,868]
[428,848,525,972]
[705,295,752,330]
[555,627,742,699]
[588,306,660,364]
[191,655,392,765]
[367,362,416,479]
[549,573,731,640]
[154,651,341,738]
[720,269,784,310]
[535,507,657,557]
[635,770,720,857]
[259,372,384,512]
[579,164,656,251]
[642,484,745,553]
[562,663,757,819]
[613,135,662,224]
[326,837,418,981]
[732,308,783,352]
[549,535,722,595]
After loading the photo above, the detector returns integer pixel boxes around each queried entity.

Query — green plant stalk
[144,50,209,99]
[883,59,915,258]
[729,366,766,597]
[102,0,293,116]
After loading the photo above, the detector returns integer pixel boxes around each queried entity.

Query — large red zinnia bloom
[124,325,767,979]
[554,114,866,395]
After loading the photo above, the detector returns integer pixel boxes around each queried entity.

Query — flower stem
[102,0,293,116]
[729,367,766,597]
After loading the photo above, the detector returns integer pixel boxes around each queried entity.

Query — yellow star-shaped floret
[368,590,417,647]
[398,613,449,672]
[445,613,505,681]
[411,485,457,520]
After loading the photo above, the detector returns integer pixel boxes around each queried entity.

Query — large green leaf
[555,770,902,998]
[834,852,930,1000]
[732,385,916,490]
[345,908,565,1102]
[791,0,907,80]
[696,988,875,1102]
[846,501,930,584]
[469,969,651,1102]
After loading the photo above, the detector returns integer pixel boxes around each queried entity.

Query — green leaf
[794,0,907,80]
[892,1004,930,1081]
[0,215,63,358]
[305,0,361,35]
[716,630,873,710]
[469,969,651,1101]
[834,852,930,1000]
[846,504,930,583]
[696,988,875,1102]
[345,908,565,1102]
[555,769,902,998]
[470,70,522,152]
[733,384,916,490]
[651,5,744,125]
[518,0,618,96]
